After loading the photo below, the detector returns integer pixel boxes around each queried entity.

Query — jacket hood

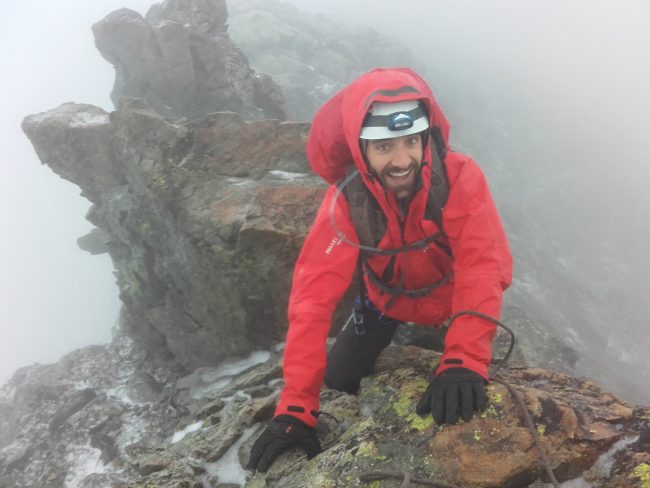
[307,67,450,190]
[341,67,450,163]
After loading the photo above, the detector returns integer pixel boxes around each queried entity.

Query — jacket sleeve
[436,156,513,380]
[274,185,360,426]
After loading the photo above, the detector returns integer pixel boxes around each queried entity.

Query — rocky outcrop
[92,0,287,121]
[22,98,329,374]
[228,0,427,121]
[0,341,647,487]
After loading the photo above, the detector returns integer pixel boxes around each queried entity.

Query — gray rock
[77,227,110,255]
[48,388,96,433]
[0,334,646,488]
[92,0,287,121]
[21,103,122,204]
[23,97,332,375]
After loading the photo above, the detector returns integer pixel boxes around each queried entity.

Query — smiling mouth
[387,167,413,178]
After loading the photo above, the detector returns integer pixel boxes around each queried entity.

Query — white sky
[0,0,153,384]
[1,0,649,390]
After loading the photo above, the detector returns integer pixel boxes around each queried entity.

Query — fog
[0,0,153,384]
[1,0,649,402]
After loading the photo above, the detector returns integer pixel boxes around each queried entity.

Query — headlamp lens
[388,112,414,131]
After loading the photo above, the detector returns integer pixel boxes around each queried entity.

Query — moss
[340,418,376,443]
[489,391,504,404]
[393,377,433,431]
[356,441,387,461]
[631,463,650,488]
[480,404,502,419]
[310,473,336,487]
[362,383,385,397]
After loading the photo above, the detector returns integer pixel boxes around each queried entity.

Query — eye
[406,135,421,146]
[372,141,392,153]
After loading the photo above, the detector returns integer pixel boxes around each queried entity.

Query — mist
[1,0,649,403]
[0,0,153,384]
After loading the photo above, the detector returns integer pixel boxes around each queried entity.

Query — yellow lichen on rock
[356,440,387,461]
[393,377,433,431]
[631,463,650,488]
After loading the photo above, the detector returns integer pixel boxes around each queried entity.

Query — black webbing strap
[362,260,453,309]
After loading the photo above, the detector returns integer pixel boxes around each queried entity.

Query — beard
[374,160,422,200]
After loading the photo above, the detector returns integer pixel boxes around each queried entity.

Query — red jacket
[275,68,513,427]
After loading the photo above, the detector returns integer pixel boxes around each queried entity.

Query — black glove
[416,367,487,424]
[247,414,322,472]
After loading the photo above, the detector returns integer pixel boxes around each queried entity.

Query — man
[247,68,513,472]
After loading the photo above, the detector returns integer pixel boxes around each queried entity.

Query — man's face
[365,133,423,200]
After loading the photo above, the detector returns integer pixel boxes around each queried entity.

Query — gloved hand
[416,367,487,424]
[247,414,322,472]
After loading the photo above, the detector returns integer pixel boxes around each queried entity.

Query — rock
[21,103,122,204]
[1,337,647,488]
[23,97,334,375]
[92,0,287,121]
[244,347,645,488]
[48,388,96,433]
[77,227,110,254]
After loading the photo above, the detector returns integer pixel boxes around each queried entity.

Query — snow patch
[215,351,271,378]
[171,421,204,444]
[549,435,639,487]
[69,112,110,127]
[227,177,253,187]
[115,408,149,448]
[191,350,272,399]
[221,390,253,403]
[155,20,180,28]
[64,444,106,488]
[591,435,639,478]
[205,425,257,486]
[267,170,308,181]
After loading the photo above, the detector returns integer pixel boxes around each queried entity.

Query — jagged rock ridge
[23,98,323,374]
[1,341,648,487]
[93,0,287,121]
[7,0,650,486]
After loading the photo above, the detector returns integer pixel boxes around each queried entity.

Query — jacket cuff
[436,353,490,381]
[275,397,320,428]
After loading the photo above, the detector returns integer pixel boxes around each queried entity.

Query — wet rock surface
[1,342,647,487]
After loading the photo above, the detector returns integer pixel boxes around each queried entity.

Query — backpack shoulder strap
[338,167,386,247]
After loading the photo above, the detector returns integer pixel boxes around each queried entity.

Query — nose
[392,141,412,168]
